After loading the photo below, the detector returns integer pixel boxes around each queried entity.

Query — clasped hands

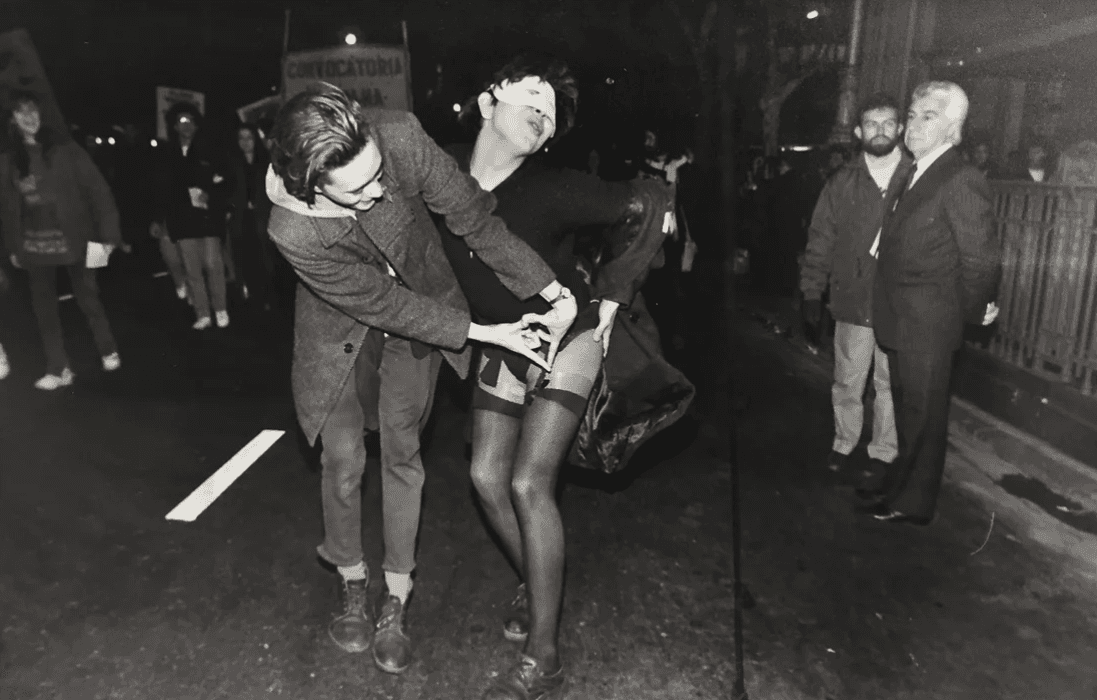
[467,282,579,371]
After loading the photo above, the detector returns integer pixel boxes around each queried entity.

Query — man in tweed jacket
[265,84,577,673]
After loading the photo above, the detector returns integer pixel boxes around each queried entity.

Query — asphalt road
[0,256,731,700]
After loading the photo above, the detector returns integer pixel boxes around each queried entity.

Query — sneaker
[215,310,230,328]
[482,655,565,700]
[0,345,8,380]
[373,593,412,674]
[102,352,121,372]
[329,575,371,653]
[34,367,75,391]
[193,316,212,330]
[825,449,849,472]
[503,582,529,642]
[175,285,187,300]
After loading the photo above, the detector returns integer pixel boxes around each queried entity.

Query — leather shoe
[483,654,565,700]
[877,511,934,526]
[373,593,412,674]
[855,486,886,501]
[503,582,529,642]
[329,575,370,653]
[855,500,892,516]
[825,450,849,472]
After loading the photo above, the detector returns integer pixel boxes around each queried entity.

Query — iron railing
[988,181,1097,395]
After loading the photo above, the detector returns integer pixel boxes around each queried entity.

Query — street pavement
[734,293,1097,698]
[0,255,731,700]
[5,252,1097,699]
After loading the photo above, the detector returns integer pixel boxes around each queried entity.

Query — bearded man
[800,93,914,481]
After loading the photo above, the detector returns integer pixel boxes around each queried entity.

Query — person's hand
[119,242,133,254]
[525,290,578,367]
[982,302,999,326]
[592,300,619,357]
[802,298,822,327]
[469,320,553,371]
[9,253,20,269]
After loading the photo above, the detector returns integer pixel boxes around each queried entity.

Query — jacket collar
[889,148,964,223]
[266,164,358,248]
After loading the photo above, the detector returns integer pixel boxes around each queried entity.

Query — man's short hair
[858,93,901,123]
[458,52,579,147]
[911,80,969,123]
[269,83,372,205]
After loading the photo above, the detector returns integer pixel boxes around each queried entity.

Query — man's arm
[800,175,840,301]
[400,115,555,300]
[944,169,1000,323]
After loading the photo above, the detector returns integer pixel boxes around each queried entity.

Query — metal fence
[988,181,1097,395]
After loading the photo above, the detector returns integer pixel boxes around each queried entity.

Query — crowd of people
[0,53,701,700]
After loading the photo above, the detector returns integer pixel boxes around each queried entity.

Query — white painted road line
[165,430,285,522]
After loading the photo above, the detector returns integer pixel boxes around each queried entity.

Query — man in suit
[859,81,1001,524]
[266,84,577,674]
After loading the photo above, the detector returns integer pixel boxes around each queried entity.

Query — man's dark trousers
[878,346,955,519]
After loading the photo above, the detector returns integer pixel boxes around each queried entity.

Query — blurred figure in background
[151,102,231,330]
[0,90,129,389]
[227,123,274,312]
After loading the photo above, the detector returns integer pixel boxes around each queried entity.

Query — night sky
[3,0,710,150]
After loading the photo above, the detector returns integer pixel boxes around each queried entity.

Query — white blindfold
[488,77,557,139]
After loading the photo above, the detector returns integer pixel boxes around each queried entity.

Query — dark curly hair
[268,83,372,206]
[458,53,579,148]
[6,89,58,177]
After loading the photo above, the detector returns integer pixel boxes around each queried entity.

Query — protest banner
[236,95,282,127]
[156,86,205,140]
[0,29,69,142]
[283,44,411,111]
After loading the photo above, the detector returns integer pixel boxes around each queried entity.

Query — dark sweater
[438,144,644,324]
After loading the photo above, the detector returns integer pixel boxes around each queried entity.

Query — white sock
[338,562,367,581]
[384,571,412,604]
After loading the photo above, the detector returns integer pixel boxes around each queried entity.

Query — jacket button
[344,343,354,354]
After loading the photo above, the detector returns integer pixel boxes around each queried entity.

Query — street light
[344,32,357,45]
[806,9,819,19]
[107,136,116,145]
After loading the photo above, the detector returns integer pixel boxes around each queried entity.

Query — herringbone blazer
[873,147,1001,353]
[267,110,554,444]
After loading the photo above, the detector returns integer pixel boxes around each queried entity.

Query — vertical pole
[281,7,291,99]
[828,0,867,145]
[718,4,747,698]
[899,0,920,104]
[402,19,413,112]
[282,7,291,56]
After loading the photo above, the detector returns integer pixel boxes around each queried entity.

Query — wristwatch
[546,286,573,305]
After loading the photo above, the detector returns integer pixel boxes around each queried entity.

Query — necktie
[892,163,917,211]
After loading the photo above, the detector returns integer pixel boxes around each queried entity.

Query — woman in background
[0,90,128,389]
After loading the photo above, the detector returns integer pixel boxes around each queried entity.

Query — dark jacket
[873,148,1001,353]
[152,139,230,241]
[227,151,272,243]
[265,110,555,444]
[437,145,692,474]
[1,140,123,266]
[801,150,915,326]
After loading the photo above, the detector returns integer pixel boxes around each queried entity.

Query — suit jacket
[873,147,1001,353]
[266,110,555,445]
